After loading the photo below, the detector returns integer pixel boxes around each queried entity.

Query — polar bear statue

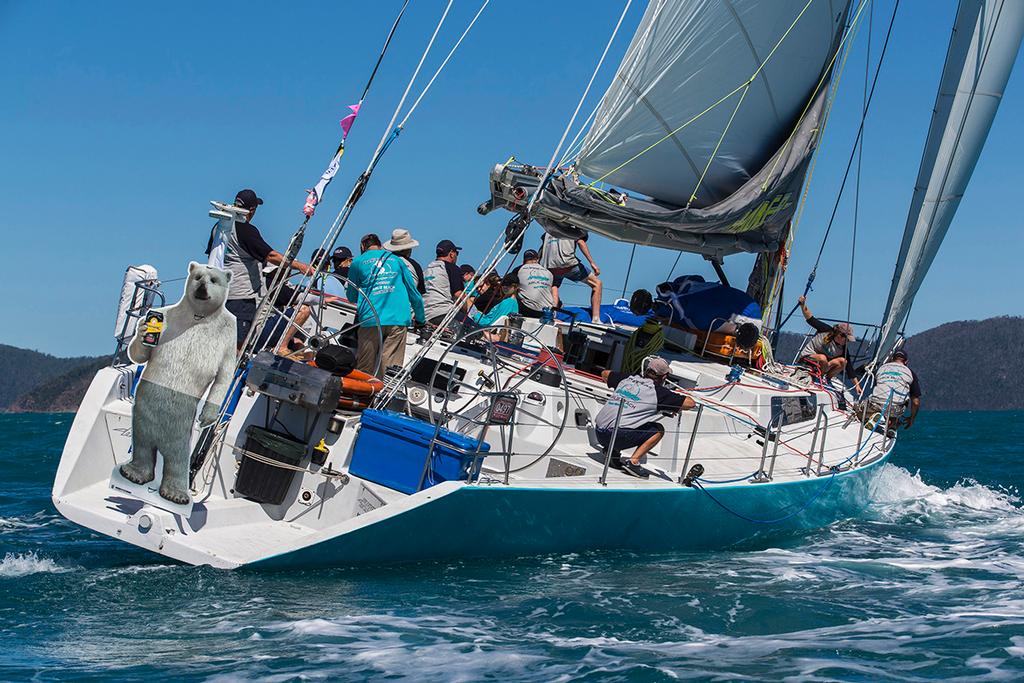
[120,262,237,504]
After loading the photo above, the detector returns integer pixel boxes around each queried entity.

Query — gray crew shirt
[517,262,555,312]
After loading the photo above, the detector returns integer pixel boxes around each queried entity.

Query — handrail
[678,404,704,485]
[752,411,784,482]
[598,400,625,486]
[112,280,164,362]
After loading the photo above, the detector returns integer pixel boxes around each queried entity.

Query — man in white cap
[594,356,695,479]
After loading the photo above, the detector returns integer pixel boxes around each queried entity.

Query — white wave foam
[0,551,68,577]
[869,464,1021,519]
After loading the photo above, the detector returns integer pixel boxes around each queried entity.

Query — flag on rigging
[303,104,362,218]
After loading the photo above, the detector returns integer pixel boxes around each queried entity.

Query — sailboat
[51,0,1024,568]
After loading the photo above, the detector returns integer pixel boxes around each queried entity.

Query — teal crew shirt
[346,250,425,327]
[472,296,519,327]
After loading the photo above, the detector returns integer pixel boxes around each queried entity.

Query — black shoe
[608,454,624,470]
[622,462,649,479]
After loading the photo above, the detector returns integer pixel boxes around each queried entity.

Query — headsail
[487,0,850,260]
[876,0,1024,359]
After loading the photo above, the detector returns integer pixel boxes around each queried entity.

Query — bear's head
[185,262,232,317]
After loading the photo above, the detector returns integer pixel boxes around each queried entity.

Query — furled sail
[487,0,850,260]
[876,0,1024,359]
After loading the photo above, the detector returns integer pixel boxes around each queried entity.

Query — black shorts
[551,262,591,287]
[226,299,257,345]
[519,306,543,319]
[595,421,664,455]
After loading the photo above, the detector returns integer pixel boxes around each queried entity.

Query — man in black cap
[208,189,316,347]
[423,239,471,325]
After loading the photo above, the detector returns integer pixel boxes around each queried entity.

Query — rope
[398,0,490,128]
[692,473,837,525]
[378,0,634,405]
[686,82,751,209]
[588,0,816,188]
[775,0,899,332]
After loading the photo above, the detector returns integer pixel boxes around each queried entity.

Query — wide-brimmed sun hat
[384,228,419,252]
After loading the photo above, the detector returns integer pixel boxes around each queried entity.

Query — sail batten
[876,0,1024,360]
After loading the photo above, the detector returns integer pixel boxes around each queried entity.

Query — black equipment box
[234,425,305,505]
[247,351,341,412]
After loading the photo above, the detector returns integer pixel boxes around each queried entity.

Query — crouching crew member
[859,349,921,430]
[595,356,695,479]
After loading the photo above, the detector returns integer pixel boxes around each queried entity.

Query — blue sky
[1,1,1021,357]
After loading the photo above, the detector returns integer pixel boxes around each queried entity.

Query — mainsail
[876,0,1024,358]
[488,0,850,260]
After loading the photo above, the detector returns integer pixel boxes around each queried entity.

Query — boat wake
[0,552,70,578]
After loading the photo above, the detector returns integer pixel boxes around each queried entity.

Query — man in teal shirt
[346,233,425,377]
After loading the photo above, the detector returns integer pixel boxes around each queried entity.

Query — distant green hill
[1,315,1022,412]
[0,345,105,411]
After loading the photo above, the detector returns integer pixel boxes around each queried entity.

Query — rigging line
[686,82,751,209]
[850,0,872,322]
[527,0,633,215]
[811,0,899,271]
[622,244,637,297]
[380,1,635,405]
[589,0,816,188]
[368,0,455,171]
[759,0,874,190]
[282,1,457,317]
[665,250,683,281]
[398,0,490,128]
[777,0,899,331]
[358,0,411,102]
[762,5,866,326]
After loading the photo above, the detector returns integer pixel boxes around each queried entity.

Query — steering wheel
[424,324,570,473]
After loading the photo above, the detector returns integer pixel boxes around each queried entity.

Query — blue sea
[1,411,1023,681]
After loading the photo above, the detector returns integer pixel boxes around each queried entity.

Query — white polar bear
[120,262,237,504]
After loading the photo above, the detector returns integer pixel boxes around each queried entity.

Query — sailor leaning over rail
[857,349,922,431]
[595,356,696,480]
[345,232,425,378]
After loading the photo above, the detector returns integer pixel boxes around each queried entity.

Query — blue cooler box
[349,410,490,494]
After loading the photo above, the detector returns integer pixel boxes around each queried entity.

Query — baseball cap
[311,248,328,264]
[645,356,671,376]
[332,246,353,262]
[833,322,856,341]
[436,239,461,255]
[522,248,539,261]
[892,349,908,361]
[234,189,263,210]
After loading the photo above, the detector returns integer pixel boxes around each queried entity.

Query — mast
[875,0,1024,359]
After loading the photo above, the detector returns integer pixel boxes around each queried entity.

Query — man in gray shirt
[540,231,603,324]
[516,249,555,318]
[207,189,315,347]
[423,239,469,325]
[594,356,695,479]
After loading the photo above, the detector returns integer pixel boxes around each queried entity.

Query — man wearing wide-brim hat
[384,228,426,295]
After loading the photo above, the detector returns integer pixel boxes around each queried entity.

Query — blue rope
[696,472,759,484]
[693,472,838,525]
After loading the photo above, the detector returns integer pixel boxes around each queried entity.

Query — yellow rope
[587,0,816,188]
[687,82,751,208]
[760,0,870,324]
[760,0,872,191]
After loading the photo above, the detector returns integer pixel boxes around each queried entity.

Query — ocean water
[1,412,1023,681]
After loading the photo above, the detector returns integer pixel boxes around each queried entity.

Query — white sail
[876,0,1024,359]
[577,0,849,207]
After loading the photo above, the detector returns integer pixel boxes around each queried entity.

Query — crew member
[423,239,469,325]
[797,295,859,389]
[861,349,922,429]
[209,189,315,347]
[516,249,555,319]
[540,231,602,324]
[346,233,425,377]
[595,356,695,479]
